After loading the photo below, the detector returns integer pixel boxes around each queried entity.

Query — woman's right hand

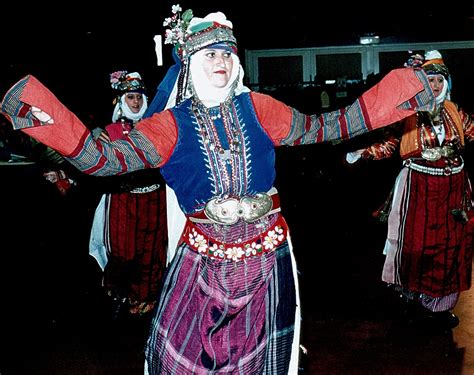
[345,149,364,164]
[98,131,111,143]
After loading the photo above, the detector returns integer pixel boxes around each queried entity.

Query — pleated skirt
[105,187,167,303]
[382,167,473,297]
[145,239,299,374]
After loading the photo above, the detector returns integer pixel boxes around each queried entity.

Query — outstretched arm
[1,75,177,176]
[253,68,435,146]
[346,135,400,164]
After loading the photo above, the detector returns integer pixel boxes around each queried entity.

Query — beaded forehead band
[183,26,236,57]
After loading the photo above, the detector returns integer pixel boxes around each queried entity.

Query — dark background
[1,1,473,124]
[0,3,474,373]
[1,1,473,311]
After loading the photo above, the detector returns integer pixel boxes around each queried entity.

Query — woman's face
[201,48,234,88]
[124,93,144,113]
[428,74,445,97]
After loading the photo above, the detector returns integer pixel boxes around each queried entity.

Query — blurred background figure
[89,71,168,319]
[347,50,474,330]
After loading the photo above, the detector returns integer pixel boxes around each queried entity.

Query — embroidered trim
[182,215,287,262]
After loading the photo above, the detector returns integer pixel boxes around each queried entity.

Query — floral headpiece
[163,4,237,59]
[163,5,193,48]
[109,70,146,94]
[404,51,425,69]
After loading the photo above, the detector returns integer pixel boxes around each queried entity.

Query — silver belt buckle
[240,193,273,222]
[421,147,442,161]
[205,193,273,225]
[421,146,455,161]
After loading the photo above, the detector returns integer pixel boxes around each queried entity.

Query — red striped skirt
[104,187,167,303]
[382,167,473,297]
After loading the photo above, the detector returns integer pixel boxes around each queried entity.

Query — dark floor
[2,259,473,375]
[1,147,474,375]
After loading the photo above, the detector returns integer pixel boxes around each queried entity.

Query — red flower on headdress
[110,71,128,89]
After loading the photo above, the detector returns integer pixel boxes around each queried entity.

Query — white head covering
[426,75,448,106]
[110,71,148,122]
[188,11,233,30]
[189,51,248,108]
[422,50,451,105]
[158,10,249,110]
[112,93,148,122]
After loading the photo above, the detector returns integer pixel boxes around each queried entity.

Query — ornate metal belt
[404,159,464,176]
[421,145,456,161]
[189,188,280,225]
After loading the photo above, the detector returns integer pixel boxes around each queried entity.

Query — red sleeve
[105,122,129,141]
[10,75,89,157]
[135,110,178,166]
[250,92,293,145]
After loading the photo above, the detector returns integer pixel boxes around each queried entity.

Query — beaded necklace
[191,97,245,196]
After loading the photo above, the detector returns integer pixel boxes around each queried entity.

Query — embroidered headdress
[110,71,147,96]
[404,51,425,69]
[145,4,247,115]
[163,5,237,60]
[404,50,451,105]
[421,50,450,79]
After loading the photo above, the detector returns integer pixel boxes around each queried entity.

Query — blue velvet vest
[160,92,276,214]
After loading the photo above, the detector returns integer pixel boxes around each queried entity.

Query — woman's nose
[215,56,225,65]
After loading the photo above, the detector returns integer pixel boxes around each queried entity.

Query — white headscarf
[189,51,249,108]
[188,12,233,31]
[162,53,249,110]
[427,75,449,106]
[112,93,148,123]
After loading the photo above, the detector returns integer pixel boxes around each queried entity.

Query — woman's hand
[98,131,111,143]
[31,106,54,124]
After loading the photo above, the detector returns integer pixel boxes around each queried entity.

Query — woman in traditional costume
[1,6,436,374]
[89,71,167,318]
[347,50,474,330]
